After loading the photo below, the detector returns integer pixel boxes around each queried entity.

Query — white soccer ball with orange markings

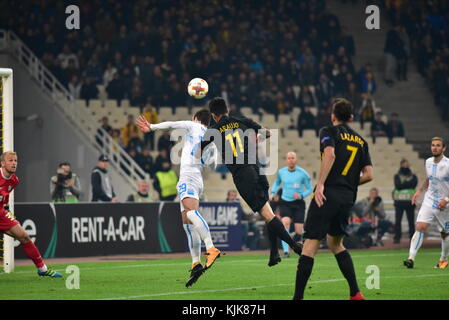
[188,78,209,99]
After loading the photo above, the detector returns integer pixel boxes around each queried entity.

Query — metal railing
[0,30,149,189]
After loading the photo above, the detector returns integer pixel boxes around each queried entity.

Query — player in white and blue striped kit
[404,137,449,269]
[136,109,220,286]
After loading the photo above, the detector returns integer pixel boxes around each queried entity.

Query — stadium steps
[330,0,449,159]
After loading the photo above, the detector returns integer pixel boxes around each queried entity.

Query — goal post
[0,68,14,273]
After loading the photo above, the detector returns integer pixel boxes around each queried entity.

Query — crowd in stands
[384,0,449,120]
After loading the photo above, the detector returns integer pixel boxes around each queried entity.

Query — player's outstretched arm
[359,165,374,185]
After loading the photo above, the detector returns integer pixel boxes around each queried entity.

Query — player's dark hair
[332,98,353,123]
[193,109,211,126]
[208,97,228,116]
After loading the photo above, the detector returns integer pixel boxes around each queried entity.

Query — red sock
[21,241,45,269]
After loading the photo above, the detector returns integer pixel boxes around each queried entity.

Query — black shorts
[303,188,355,240]
[232,165,269,213]
[279,199,306,223]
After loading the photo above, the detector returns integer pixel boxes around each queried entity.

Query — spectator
[298,86,317,110]
[157,131,175,152]
[392,159,417,244]
[153,161,178,201]
[106,73,125,104]
[360,72,377,98]
[352,188,393,246]
[315,74,335,109]
[121,115,142,149]
[96,116,113,147]
[80,77,99,105]
[371,112,388,143]
[141,102,159,150]
[50,162,82,203]
[154,149,171,174]
[127,180,152,203]
[297,106,317,137]
[136,148,154,177]
[359,98,375,130]
[68,75,82,99]
[91,155,118,202]
[386,112,405,143]
[57,44,79,69]
[127,131,144,153]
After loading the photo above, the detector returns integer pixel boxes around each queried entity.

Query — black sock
[293,255,314,300]
[267,217,298,250]
[266,225,279,257]
[335,250,359,297]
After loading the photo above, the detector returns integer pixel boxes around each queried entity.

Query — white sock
[440,235,449,261]
[186,210,214,250]
[38,265,48,272]
[408,231,424,260]
[183,224,201,264]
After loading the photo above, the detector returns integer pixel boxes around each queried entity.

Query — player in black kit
[200,97,302,265]
[293,98,373,300]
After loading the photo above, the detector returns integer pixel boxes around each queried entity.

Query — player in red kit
[0,151,62,277]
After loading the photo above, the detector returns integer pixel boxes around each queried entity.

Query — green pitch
[1,249,448,300]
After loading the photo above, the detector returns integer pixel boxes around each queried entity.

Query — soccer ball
[188,78,208,99]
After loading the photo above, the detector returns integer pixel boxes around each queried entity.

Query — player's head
[208,97,228,122]
[0,151,17,174]
[331,98,353,124]
[193,109,211,127]
[431,137,446,158]
[286,152,297,168]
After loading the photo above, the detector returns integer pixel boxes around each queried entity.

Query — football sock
[21,241,46,270]
[293,255,314,300]
[267,217,298,250]
[281,229,289,254]
[267,225,279,258]
[183,224,201,264]
[186,210,214,250]
[440,234,449,261]
[335,250,359,297]
[408,231,424,260]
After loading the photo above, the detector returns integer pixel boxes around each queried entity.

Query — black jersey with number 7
[319,124,372,192]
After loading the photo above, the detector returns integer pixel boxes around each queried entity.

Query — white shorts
[416,204,449,232]
[177,174,204,212]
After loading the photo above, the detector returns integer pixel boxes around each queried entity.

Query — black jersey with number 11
[200,115,262,175]
[319,124,372,193]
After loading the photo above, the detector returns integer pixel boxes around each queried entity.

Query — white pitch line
[99,273,449,300]
[0,250,440,275]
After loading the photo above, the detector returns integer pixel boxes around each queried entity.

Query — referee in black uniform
[293,98,373,300]
[201,97,302,266]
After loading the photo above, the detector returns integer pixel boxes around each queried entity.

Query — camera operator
[352,188,393,246]
[50,162,82,203]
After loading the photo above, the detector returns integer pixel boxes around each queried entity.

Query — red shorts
[0,209,19,232]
